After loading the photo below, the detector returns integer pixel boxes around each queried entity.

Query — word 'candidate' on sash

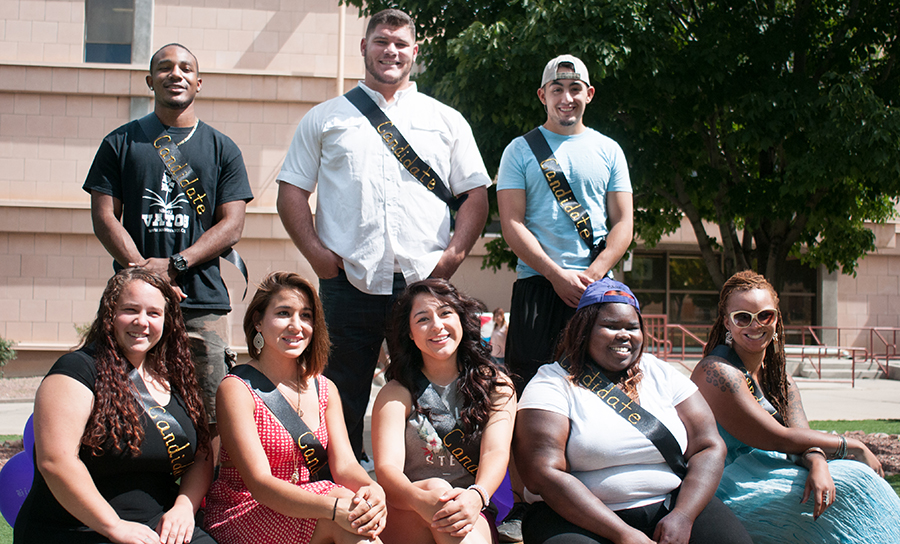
[559,358,687,479]
[136,113,249,299]
[229,364,329,481]
[344,86,467,211]
[128,368,195,481]
[412,369,480,476]
[523,128,606,260]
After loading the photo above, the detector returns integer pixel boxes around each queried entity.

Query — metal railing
[640,318,899,386]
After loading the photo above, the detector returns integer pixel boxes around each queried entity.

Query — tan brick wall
[0,0,84,64]
[1,0,365,77]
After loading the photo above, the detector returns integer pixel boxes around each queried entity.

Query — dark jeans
[319,270,406,459]
[505,276,576,396]
[522,497,752,544]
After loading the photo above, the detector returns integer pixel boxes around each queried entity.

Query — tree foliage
[345,0,900,291]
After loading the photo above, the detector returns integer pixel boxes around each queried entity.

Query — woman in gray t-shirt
[371,279,516,544]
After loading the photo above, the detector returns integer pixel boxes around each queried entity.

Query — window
[84,0,134,64]
[622,251,816,326]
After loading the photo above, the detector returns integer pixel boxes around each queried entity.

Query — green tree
[0,336,16,377]
[346,0,900,291]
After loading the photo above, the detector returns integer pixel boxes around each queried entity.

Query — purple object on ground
[0,451,35,528]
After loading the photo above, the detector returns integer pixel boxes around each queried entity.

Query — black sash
[560,358,687,479]
[229,364,328,481]
[709,345,785,425]
[128,368,195,481]
[523,128,605,260]
[136,113,249,299]
[344,86,466,212]
[412,370,480,476]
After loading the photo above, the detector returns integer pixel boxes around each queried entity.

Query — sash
[128,368,195,481]
[560,358,687,479]
[136,113,249,299]
[709,345,785,425]
[412,370,480,476]
[344,86,466,211]
[229,364,328,481]
[523,128,606,260]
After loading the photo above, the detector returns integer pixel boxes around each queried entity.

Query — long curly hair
[386,279,510,437]
[703,270,789,417]
[82,268,209,457]
[555,302,646,401]
[243,272,330,382]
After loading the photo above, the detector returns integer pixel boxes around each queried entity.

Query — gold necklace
[176,120,199,146]
[289,365,303,485]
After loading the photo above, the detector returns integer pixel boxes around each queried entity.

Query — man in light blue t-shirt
[495,55,634,539]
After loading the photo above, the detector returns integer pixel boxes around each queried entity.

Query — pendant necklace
[289,364,303,485]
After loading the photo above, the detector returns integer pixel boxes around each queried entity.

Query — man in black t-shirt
[84,44,253,430]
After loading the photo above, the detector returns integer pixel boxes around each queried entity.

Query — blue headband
[576,277,641,312]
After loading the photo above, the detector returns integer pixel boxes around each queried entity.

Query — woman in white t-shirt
[514,278,752,544]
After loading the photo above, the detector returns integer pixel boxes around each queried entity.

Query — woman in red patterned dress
[205,272,386,543]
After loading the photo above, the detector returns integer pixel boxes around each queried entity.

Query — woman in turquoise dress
[691,270,900,543]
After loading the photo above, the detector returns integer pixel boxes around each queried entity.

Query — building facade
[1,0,898,376]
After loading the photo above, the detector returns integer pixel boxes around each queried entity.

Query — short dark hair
[366,9,416,41]
[243,272,330,380]
[149,43,199,74]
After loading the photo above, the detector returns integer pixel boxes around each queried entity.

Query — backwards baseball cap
[577,277,641,312]
[540,54,591,88]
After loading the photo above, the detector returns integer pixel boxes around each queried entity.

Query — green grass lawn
[0,422,898,544]
[809,419,900,434]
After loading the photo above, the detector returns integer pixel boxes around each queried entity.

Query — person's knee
[416,478,454,494]
[688,497,752,544]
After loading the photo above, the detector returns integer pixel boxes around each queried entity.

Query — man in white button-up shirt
[276,9,490,464]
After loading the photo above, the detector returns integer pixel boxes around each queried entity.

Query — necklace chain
[176,121,199,146]
[290,363,303,484]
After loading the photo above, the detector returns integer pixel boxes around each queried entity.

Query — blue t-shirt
[496,126,631,279]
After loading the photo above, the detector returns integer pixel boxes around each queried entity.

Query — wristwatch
[170,253,189,275]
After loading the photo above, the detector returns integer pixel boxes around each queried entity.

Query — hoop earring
[253,331,265,351]
[725,330,733,347]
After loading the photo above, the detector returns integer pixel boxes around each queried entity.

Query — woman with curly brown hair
[204,271,385,544]
[371,279,516,544]
[691,269,900,543]
[14,268,214,544]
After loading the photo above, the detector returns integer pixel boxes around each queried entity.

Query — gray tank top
[403,377,474,488]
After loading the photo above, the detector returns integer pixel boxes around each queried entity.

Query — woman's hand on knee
[848,439,884,477]
[652,509,693,544]
[801,460,836,520]
[431,487,482,537]
[347,485,387,538]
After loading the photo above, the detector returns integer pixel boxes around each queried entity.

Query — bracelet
[467,484,489,510]
[802,447,827,460]
[332,497,339,520]
[834,435,848,459]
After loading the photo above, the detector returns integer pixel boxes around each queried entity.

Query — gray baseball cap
[540,54,590,88]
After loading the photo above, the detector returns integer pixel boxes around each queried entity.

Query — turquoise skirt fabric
[716,426,900,544]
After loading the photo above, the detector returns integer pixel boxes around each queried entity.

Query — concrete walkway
[2,378,899,436]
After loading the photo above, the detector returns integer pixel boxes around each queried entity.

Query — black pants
[319,270,406,459]
[505,276,576,396]
[522,497,752,544]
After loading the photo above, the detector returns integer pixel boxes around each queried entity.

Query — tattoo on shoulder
[700,360,742,394]
[785,381,807,424]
